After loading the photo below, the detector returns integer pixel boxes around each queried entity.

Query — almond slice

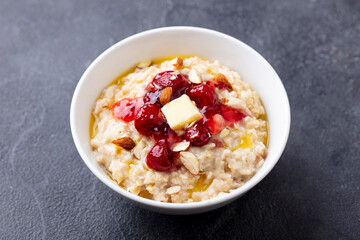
[219,128,230,138]
[166,185,182,195]
[137,59,152,69]
[188,69,202,84]
[215,73,232,90]
[159,87,172,106]
[112,137,136,150]
[172,141,190,152]
[173,57,183,68]
[186,120,196,129]
[180,151,199,175]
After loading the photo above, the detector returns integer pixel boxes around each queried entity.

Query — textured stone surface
[1,0,359,239]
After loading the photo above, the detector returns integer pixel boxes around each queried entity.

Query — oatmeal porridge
[90,56,268,203]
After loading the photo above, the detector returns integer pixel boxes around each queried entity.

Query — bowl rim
[70,26,291,210]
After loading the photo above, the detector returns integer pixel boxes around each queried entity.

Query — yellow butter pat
[161,94,203,130]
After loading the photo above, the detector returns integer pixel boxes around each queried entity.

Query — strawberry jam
[146,71,190,97]
[146,139,174,171]
[143,90,162,105]
[186,84,218,108]
[111,70,247,172]
[220,104,247,123]
[185,122,211,146]
[112,98,143,122]
[205,114,225,135]
[186,81,247,126]
[134,104,166,137]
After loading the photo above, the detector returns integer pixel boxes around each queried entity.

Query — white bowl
[70,26,290,215]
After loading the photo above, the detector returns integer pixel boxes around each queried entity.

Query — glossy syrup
[187,174,213,198]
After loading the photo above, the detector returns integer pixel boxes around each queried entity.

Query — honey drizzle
[187,174,213,198]
[232,131,253,150]
[138,190,153,200]
[258,113,269,147]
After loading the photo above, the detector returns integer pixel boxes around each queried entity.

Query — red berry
[221,105,246,122]
[185,122,211,146]
[143,90,162,105]
[166,129,184,146]
[206,114,225,135]
[186,83,218,108]
[111,98,143,122]
[146,71,190,95]
[152,123,170,141]
[134,104,165,137]
[146,139,173,171]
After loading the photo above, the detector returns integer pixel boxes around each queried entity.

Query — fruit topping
[185,122,211,147]
[112,67,248,173]
[134,104,166,137]
[146,71,190,95]
[143,90,162,105]
[112,98,143,122]
[166,128,183,146]
[186,83,218,108]
[146,139,174,171]
[206,114,225,135]
[221,104,247,123]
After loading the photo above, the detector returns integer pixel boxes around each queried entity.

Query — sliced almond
[188,69,202,84]
[137,59,152,69]
[186,120,196,129]
[112,137,136,150]
[215,73,232,90]
[219,128,230,138]
[172,141,190,152]
[180,151,199,175]
[166,185,182,195]
[159,87,172,106]
[174,129,185,136]
[173,57,183,68]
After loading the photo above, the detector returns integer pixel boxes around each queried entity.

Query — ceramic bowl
[70,26,290,214]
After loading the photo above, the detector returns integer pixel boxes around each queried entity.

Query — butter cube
[161,94,202,130]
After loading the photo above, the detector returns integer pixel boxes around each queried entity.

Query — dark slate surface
[1,0,359,239]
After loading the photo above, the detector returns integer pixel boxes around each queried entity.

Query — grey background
[1,0,359,239]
